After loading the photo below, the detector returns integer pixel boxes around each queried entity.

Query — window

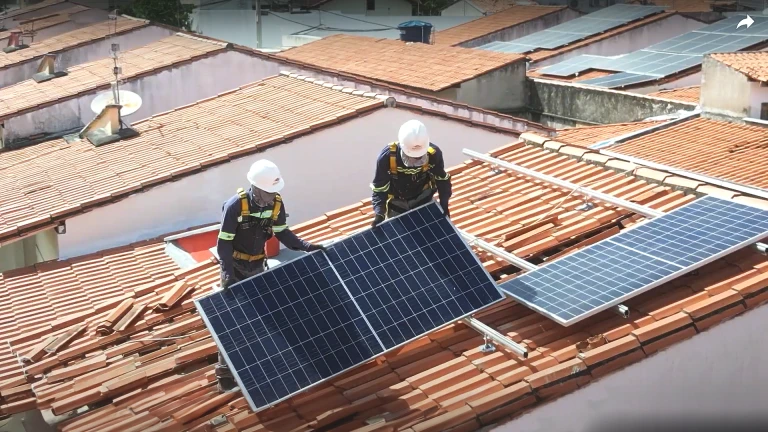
[761,103,768,120]
[367,0,375,10]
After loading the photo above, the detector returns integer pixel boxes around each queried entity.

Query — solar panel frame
[196,252,386,413]
[325,202,505,350]
[499,196,768,326]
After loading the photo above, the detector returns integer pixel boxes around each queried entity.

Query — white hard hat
[246,159,284,193]
[398,120,430,158]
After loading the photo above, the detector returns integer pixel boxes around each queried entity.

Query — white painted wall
[319,0,413,16]
[0,228,58,272]
[3,50,278,145]
[441,1,484,17]
[747,82,768,119]
[531,14,705,68]
[0,25,175,89]
[493,303,768,432]
[56,107,518,258]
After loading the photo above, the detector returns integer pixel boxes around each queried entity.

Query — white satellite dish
[90,90,143,116]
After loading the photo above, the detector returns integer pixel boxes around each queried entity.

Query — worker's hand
[307,243,327,252]
[371,214,385,228]
[220,271,233,291]
[442,206,451,219]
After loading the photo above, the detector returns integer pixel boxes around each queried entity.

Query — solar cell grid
[500,196,768,326]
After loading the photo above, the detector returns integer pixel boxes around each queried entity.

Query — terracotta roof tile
[275,34,524,91]
[710,52,768,82]
[608,117,768,189]
[0,74,383,244]
[469,0,519,13]
[434,5,565,47]
[648,85,701,103]
[0,34,228,120]
[555,120,667,146]
[0,17,148,70]
[1,124,767,429]
[1,0,67,18]
[0,6,89,42]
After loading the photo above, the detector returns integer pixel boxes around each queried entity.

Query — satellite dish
[90,90,143,116]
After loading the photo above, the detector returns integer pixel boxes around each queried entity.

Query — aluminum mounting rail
[463,316,528,358]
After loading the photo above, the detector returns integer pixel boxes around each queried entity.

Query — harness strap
[232,251,265,261]
[272,194,282,222]
[236,187,249,222]
[388,142,398,179]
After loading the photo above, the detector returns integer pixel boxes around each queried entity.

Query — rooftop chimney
[32,53,68,83]
[79,104,139,147]
[3,30,28,53]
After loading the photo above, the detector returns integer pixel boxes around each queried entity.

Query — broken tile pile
[275,34,525,92]
[0,125,765,431]
[0,74,383,245]
[0,17,148,69]
[0,34,229,119]
[434,5,564,47]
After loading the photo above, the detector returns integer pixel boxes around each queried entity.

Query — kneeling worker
[215,159,325,393]
[370,120,453,227]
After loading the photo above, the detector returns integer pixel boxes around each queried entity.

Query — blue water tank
[398,20,433,44]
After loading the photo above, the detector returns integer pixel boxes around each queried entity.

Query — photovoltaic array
[196,202,504,412]
[500,196,768,325]
[480,4,664,54]
[538,14,768,88]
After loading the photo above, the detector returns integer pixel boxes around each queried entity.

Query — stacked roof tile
[0,5,90,42]
[0,34,230,120]
[275,34,525,92]
[647,85,700,104]
[0,74,384,245]
[709,52,768,82]
[607,117,768,189]
[0,123,766,431]
[434,5,565,47]
[0,17,148,70]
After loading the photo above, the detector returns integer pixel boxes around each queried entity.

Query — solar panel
[197,202,504,411]
[325,202,504,349]
[586,4,665,22]
[196,252,384,411]
[500,196,768,326]
[537,54,610,76]
[578,71,657,88]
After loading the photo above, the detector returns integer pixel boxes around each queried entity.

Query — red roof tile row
[275,34,525,92]
[1,122,765,431]
[647,85,700,104]
[0,34,229,120]
[709,52,768,83]
[0,5,89,42]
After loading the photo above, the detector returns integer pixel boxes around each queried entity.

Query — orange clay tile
[648,85,700,103]
[434,6,566,47]
[0,17,148,70]
[275,34,524,92]
[0,6,89,42]
[710,52,768,82]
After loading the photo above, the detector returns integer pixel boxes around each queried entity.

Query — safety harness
[232,187,282,262]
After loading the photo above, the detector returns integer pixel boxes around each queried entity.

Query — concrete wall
[0,24,175,89]
[3,50,274,146]
[747,82,768,119]
[532,14,705,68]
[455,8,580,49]
[455,62,527,111]
[319,0,413,16]
[701,56,755,119]
[56,107,518,259]
[441,0,484,16]
[493,303,768,432]
[528,78,697,126]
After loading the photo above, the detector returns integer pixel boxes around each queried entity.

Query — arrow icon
[738,14,754,29]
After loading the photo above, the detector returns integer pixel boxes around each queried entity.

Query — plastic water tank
[398,20,433,44]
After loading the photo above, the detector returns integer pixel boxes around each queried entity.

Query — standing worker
[215,159,325,393]
[370,120,452,227]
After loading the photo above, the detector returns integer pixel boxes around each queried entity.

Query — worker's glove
[307,243,326,252]
[442,205,451,219]
[220,273,232,291]
[371,214,385,228]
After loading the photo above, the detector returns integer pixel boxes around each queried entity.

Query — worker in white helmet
[370,120,452,227]
[215,159,325,393]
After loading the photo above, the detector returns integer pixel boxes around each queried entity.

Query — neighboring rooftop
[0,74,386,246]
[0,4,90,42]
[647,85,700,103]
[604,117,768,190]
[0,0,67,19]
[434,5,566,47]
[1,122,766,430]
[274,34,525,92]
[553,120,668,146]
[709,51,768,82]
[0,16,148,70]
[0,34,230,121]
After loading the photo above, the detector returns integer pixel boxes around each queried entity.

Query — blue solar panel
[197,202,503,412]
[326,202,504,350]
[500,196,768,326]
[579,72,657,88]
[196,252,384,411]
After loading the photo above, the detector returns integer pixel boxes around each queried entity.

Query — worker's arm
[273,200,313,251]
[431,146,453,217]
[370,146,391,218]
[216,197,239,279]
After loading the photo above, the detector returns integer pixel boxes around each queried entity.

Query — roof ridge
[278,71,397,105]
[117,14,150,24]
[172,32,231,48]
